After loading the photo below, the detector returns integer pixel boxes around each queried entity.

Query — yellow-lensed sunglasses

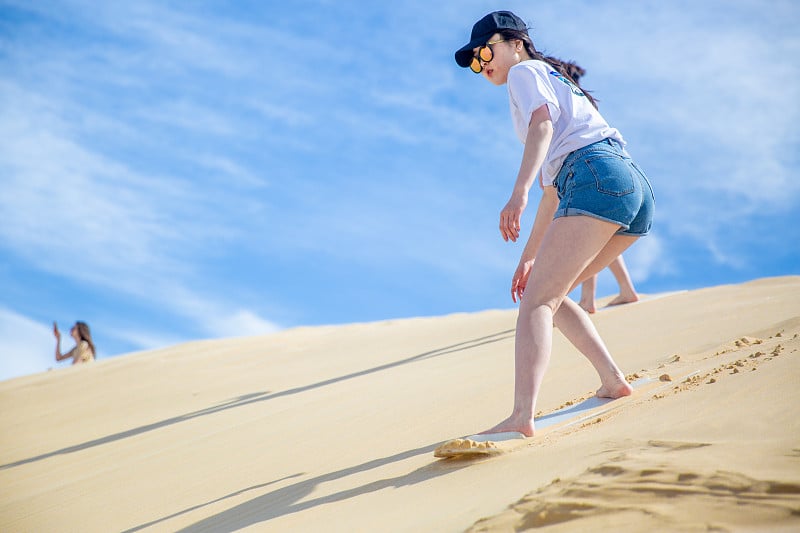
[470,39,507,73]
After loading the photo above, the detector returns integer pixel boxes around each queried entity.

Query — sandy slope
[1,276,798,532]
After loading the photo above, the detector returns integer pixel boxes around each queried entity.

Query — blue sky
[1,0,798,382]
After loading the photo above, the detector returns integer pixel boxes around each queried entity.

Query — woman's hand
[511,259,535,303]
[53,322,60,339]
[500,192,528,242]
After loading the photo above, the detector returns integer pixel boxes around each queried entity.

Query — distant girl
[454,11,654,436]
[54,321,96,365]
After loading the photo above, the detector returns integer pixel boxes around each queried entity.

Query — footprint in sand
[466,441,800,532]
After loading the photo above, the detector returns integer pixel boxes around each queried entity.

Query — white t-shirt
[507,60,625,187]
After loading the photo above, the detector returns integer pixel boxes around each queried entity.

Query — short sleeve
[507,64,562,128]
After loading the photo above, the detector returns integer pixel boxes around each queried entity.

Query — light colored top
[506,59,625,187]
[71,340,95,364]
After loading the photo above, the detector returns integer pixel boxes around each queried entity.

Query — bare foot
[479,414,535,438]
[596,375,633,399]
[579,298,596,314]
[607,292,640,307]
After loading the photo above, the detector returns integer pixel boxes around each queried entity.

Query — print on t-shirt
[549,70,585,97]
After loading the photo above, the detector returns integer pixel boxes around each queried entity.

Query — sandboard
[434,373,695,459]
[433,431,527,458]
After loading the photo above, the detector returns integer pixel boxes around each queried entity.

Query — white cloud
[99,325,186,354]
[0,98,191,283]
[246,101,316,129]
[0,81,284,348]
[0,308,56,382]
[624,233,672,283]
[135,100,240,136]
[528,1,800,271]
[192,154,269,189]
[1,0,796,375]
[0,303,281,383]
[146,284,283,340]
[580,2,799,206]
[210,310,282,339]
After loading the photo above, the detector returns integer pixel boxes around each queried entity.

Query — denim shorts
[553,139,655,236]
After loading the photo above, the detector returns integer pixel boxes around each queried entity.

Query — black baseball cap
[454,11,528,68]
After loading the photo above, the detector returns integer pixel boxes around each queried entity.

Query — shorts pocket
[631,161,655,203]
[555,169,571,199]
[584,155,635,197]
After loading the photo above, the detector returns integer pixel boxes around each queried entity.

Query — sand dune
[1,276,799,532]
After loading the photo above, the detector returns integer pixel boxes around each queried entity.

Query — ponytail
[499,30,598,109]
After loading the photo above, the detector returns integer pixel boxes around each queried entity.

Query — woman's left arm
[511,186,559,302]
[499,104,554,242]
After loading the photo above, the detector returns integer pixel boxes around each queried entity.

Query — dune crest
[1,276,798,532]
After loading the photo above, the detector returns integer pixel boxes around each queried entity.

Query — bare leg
[481,216,628,437]
[569,236,640,292]
[556,235,639,396]
[607,255,639,306]
[554,299,632,398]
[579,275,598,313]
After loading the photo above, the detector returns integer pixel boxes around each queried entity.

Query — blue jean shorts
[553,139,655,236]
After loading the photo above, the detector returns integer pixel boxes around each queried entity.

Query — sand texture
[1,276,799,532]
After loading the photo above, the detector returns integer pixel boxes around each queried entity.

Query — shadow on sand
[125,441,472,532]
[2,329,514,470]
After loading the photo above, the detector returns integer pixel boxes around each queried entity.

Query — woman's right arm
[499,104,554,242]
[520,184,559,263]
[54,323,70,362]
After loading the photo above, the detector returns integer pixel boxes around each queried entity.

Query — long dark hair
[498,29,598,109]
[74,321,96,357]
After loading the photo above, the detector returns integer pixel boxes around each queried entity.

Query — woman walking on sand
[454,11,654,436]
[54,321,96,365]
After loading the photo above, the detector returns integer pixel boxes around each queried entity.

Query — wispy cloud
[0,79,282,346]
[0,308,54,381]
[522,1,800,274]
[0,0,796,383]
[566,2,799,204]
[625,234,673,283]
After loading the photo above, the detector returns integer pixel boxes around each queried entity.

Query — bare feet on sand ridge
[580,292,640,314]
[596,376,633,399]
[607,292,639,307]
[479,376,633,438]
[478,414,535,438]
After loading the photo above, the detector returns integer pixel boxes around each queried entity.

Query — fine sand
[1,276,799,532]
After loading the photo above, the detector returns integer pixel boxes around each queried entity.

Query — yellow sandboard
[433,431,527,458]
